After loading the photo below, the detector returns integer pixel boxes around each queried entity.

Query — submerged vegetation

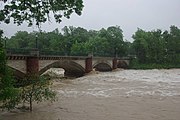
[0,30,19,110]
[0,30,56,111]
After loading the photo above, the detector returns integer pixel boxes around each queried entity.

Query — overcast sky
[0,0,180,41]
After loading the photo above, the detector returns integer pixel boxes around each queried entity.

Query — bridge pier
[112,58,118,69]
[85,57,93,73]
[26,56,39,78]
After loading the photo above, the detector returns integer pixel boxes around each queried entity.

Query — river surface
[1,69,180,120]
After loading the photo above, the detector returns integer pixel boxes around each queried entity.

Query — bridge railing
[5,48,132,59]
[5,48,89,57]
[39,50,66,56]
[6,48,35,55]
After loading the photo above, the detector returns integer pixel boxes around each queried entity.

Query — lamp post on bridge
[30,34,39,57]
[4,37,7,49]
[115,47,118,58]
[35,34,38,49]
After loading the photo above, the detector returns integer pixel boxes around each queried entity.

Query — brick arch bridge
[6,50,130,79]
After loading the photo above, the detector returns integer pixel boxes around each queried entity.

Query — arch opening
[94,63,112,72]
[117,61,128,69]
[5,66,26,87]
[7,66,26,80]
[39,60,85,78]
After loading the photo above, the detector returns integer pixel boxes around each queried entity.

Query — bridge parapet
[6,48,39,56]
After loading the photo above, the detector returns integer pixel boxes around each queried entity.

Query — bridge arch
[117,61,128,69]
[93,61,112,72]
[7,67,26,79]
[39,60,85,77]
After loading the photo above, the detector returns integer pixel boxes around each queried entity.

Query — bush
[19,76,57,111]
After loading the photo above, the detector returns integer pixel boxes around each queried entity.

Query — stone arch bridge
[6,50,130,79]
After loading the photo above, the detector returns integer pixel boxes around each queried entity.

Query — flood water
[1,69,180,120]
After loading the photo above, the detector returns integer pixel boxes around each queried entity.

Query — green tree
[47,29,65,51]
[5,26,130,57]
[167,26,180,64]
[61,26,75,55]
[7,31,31,48]
[132,29,165,64]
[88,35,110,56]
[0,30,20,110]
[132,26,180,68]
[71,27,89,43]
[123,41,135,56]
[146,30,165,63]
[98,26,125,57]
[0,0,84,26]
[107,26,124,56]
[70,42,88,56]
[132,28,148,63]
[20,77,56,111]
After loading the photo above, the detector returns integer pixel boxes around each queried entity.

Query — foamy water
[56,69,180,98]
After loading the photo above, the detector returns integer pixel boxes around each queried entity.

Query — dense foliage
[6,26,127,57]
[0,30,20,110]
[131,25,180,68]
[0,0,84,26]
[0,30,56,111]
[20,77,56,111]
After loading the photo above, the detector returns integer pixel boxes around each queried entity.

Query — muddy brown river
[1,69,180,120]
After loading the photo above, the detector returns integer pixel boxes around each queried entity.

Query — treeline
[3,25,180,68]
[132,26,180,68]
[5,26,128,57]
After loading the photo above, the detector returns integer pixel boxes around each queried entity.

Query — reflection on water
[1,69,180,120]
